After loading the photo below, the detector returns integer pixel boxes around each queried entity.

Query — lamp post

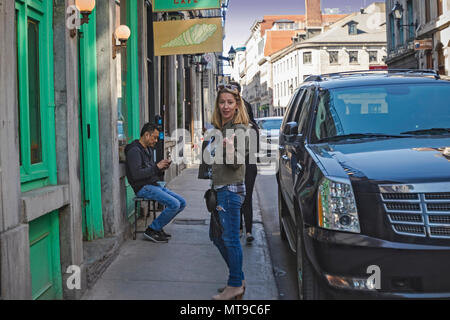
[70,0,96,38]
[112,25,131,59]
[391,1,417,30]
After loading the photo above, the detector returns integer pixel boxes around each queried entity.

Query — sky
[223,0,380,54]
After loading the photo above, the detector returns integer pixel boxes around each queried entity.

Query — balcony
[387,40,415,61]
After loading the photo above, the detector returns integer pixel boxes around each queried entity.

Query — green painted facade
[125,0,142,217]
[15,0,62,300]
[13,0,143,299]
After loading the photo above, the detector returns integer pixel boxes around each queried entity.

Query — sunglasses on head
[218,84,239,92]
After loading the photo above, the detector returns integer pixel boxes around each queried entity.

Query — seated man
[125,123,186,243]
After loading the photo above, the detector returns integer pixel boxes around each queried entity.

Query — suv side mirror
[285,122,299,143]
[285,122,298,136]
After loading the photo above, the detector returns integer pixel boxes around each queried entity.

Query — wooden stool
[133,197,161,240]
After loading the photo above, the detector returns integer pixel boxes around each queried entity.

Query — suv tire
[296,224,326,300]
[278,185,288,241]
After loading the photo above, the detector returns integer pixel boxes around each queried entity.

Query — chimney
[305,0,322,28]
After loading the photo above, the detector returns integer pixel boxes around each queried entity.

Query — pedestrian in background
[209,84,249,300]
[229,81,259,245]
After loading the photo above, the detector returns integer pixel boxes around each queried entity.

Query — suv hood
[309,137,450,184]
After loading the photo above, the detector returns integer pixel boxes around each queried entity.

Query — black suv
[276,70,450,299]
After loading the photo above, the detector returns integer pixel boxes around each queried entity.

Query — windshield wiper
[318,133,410,143]
[400,128,450,135]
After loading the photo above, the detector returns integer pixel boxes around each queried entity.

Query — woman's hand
[224,134,235,163]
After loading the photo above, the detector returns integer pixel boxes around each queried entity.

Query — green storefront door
[78,8,104,240]
[15,0,62,299]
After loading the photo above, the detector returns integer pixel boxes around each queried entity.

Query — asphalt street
[255,163,299,300]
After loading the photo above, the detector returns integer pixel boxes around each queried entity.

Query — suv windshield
[314,83,450,142]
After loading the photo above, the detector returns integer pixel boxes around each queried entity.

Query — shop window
[426,51,433,69]
[407,0,415,40]
[115,1,128,159]
[16,0,56,190]
[437,0,443,16]
[27,19,42,164]
[425,0,431,23]
[390,14,396,49]
[437,44,445,75]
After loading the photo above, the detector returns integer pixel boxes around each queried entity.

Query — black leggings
[240,164,257,234]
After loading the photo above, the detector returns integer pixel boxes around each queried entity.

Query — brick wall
[306,0,322,27]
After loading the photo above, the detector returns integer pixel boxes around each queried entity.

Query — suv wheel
[278,185,288,241]
[296,227,326,300]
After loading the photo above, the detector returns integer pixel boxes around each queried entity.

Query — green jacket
[212,121,249,186]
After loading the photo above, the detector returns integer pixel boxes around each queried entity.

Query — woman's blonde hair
[212,87,249,129]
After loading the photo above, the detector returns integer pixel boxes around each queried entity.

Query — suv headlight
[317,177,360,233]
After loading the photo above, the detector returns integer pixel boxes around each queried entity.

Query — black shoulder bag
[204,188,223,240]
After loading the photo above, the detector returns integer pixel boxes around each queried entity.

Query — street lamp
[392,1,403,20]
[112,25,131,59]
[196,57,208,73]
[76,0,96,24]
[70,0,96,38]
[392,1,417,30]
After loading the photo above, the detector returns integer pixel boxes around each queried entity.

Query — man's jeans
[211,187,245,287]
[136,185,186,231]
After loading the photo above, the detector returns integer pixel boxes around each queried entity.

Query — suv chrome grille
[425,193,450,200]
[381,190,450,239]
[382,193,419,200]
[385,202,421,211]
[427,203,450,212]
[393,224,426,236]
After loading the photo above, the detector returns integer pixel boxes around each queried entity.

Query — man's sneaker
[161,229,172,238]
[143,227,168,243]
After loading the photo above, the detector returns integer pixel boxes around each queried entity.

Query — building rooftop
[262,14,348,56]
[299,3,386,44]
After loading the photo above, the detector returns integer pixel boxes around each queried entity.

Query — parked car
[256,116,283,158]
[277,70,450,299]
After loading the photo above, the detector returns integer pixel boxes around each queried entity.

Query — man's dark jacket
[125,140,162,194]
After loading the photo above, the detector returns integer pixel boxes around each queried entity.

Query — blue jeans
[211,187,245,287]
[136,185,186,231]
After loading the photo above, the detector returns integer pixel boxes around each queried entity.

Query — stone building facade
[385,0,449,75]
[0,0,223,300]
[271,2,388,115]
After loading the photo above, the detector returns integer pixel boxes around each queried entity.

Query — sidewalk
[82,166,278,300]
